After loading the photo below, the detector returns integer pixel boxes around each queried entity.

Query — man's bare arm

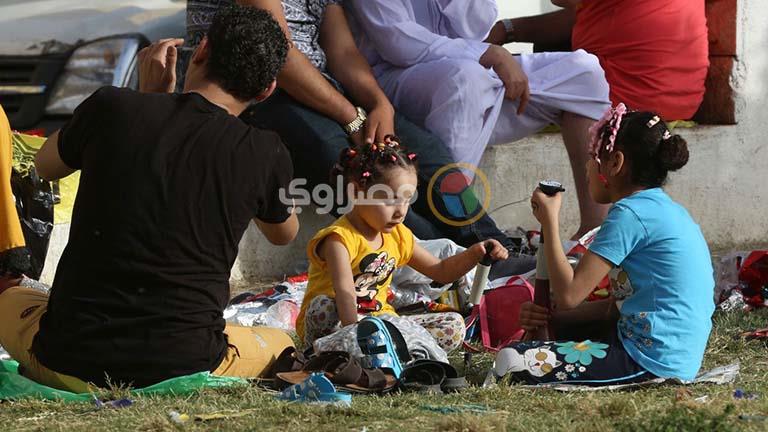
[237,0,358,126]
[254,213,299,246]
[320,5,395,143]
[487,9,575,47]
[34,131,74,181]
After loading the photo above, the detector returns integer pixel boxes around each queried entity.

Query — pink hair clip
[362,171,371,178]
[390,155,397,162]
[588,103,627,164]
[407,153,416,160]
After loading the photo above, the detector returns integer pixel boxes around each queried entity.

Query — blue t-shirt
[589,188,714,381]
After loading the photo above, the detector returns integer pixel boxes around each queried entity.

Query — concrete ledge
[40,125,767,285]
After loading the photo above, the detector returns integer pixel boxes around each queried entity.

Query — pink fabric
[573,0,709,120]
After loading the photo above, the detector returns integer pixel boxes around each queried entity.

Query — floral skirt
[492,331,655,386]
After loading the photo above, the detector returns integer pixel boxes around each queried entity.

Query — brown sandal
[277,351,397,394]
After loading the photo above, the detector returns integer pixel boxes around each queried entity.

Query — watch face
[539,180,562,189]
[539,180,565,195]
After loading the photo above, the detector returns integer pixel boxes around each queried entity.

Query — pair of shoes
[277,372,352,406]
[277,351,398,394]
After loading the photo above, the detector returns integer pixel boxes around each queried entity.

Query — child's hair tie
[390,155,397,162]
[588,103,627,164]
[662,130,672,140]
[407,153,416,160]
[362,171,371,178]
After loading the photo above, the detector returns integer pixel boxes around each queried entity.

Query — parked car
[0,0,185,133]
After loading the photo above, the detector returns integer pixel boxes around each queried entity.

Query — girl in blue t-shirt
[489,104,714,385]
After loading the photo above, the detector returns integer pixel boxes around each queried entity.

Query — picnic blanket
[514,363,740,392]
[0,360,247,402]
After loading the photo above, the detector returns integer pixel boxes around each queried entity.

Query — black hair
[331,136,418,188]
[206,5,289,101]
[599,111,689,188]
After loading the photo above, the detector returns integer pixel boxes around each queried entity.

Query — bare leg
[561,112,608,239]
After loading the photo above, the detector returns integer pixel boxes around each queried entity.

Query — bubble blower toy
[467,241,496,309]
[523,180,565,342]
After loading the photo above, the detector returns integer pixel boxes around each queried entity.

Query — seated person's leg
[0,287,91,392]
[491,333,654,386]
[489,50,611,238]
[302,295,343,346]
[393,113,514,249]
[406,312,466,353]
[383,59,501,169]
[213,325,294,378]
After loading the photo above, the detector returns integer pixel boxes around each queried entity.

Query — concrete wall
[39,0,768,285]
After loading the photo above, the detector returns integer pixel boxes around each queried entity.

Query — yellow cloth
[0,106,26,256]
[296,216,415,340]
[10,132,79,224]
[0,287,293,392]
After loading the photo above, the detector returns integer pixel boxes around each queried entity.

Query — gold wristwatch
[344,106,367,135]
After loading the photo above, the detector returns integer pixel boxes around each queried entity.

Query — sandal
[277,372,352,406]
[277,351,397,394]
[400,361,445,393]
[357,316,405,379]
[401,360,468,393]
[265,347,308,379]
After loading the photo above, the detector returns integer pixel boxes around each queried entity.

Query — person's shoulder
[241,126,290,160]
[308,217,362,260]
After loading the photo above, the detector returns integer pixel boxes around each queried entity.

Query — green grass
[1,309,767,432]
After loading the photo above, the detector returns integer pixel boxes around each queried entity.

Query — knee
[437,60,494,101]
[570,49,610,97]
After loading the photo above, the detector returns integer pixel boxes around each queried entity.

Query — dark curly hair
[331,136,418,188]
[597,111,689,187]
[206,5,289,101]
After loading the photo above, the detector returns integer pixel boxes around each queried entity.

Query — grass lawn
[1,308,766,432]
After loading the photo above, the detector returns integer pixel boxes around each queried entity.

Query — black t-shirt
[32,87,293,388]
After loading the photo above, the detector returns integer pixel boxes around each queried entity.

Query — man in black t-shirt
[0,5,298,391]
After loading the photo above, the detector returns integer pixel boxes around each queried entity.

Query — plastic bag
[224,300,299,331]
[0,360,246,402]
[714,250,768,308]
[223,276,308,331]
[390,238,479,308]
[11,133,55,280]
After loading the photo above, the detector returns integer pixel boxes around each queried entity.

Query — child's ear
[608,150,626,177]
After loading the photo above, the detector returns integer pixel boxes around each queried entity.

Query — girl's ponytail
[656,134,689,172]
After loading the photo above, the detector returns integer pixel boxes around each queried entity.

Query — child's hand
[530,187,562,228]
[519,301,550,331]
[469,239,509,262]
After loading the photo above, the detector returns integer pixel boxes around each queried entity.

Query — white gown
[347,0,611,168]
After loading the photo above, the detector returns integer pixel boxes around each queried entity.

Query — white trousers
[377,50,611,168]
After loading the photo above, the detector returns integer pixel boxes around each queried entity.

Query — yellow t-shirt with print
[296,216,415,340]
